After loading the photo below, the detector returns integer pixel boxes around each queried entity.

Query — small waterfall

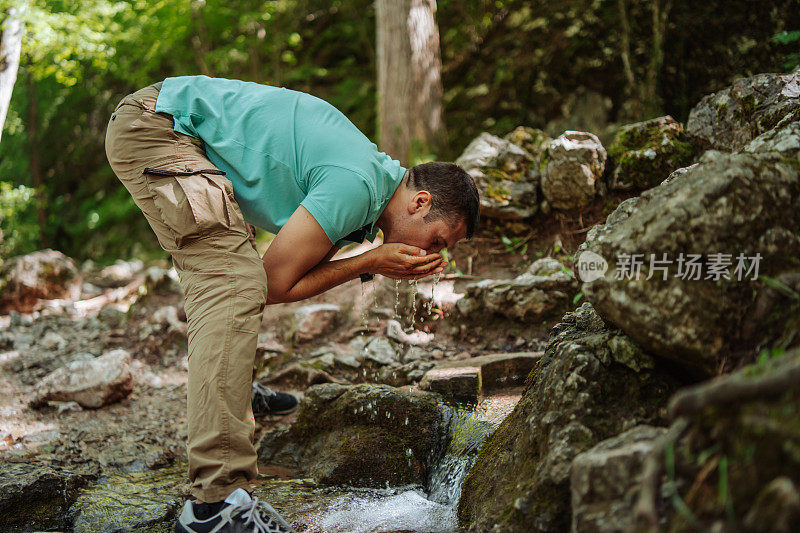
[426,406,496,508]
[310,404,498,533]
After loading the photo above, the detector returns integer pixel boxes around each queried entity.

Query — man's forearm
[266,252,373,304]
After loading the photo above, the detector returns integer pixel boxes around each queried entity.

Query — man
[104,75,479,532]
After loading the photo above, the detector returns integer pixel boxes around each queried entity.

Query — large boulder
[577,120,800,376]
[457,304,678,532]
[541,131,607,210]
[455,131,542,219]
[258,383,445,487]
[607,115,697,190]
[0,249,82,313]
[456,257,578,322]
[30,349,134,409]
[686,67,800,152]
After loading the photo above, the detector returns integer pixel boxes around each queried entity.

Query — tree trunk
[643,0,671,115]
[376,0,445,165]
[0,8,23,144]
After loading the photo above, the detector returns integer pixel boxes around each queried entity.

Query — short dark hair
[405,162,480,239]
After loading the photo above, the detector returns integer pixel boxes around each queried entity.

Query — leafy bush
[0,181,39,261]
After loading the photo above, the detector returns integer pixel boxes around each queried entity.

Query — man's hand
[366,243,445,280]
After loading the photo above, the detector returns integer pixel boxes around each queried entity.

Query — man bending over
[104,75,479,533]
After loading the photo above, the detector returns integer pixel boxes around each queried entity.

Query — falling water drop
[409,280,418,331]
[393,279,401,322]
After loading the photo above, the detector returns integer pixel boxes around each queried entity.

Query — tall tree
[0,6,23,143]
[376,0,445,165]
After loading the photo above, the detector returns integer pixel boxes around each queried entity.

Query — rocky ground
[1,66,799,532]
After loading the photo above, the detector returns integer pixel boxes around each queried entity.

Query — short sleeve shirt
[154,75,406,247]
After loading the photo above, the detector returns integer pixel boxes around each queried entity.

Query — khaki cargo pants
[105,83,267,503]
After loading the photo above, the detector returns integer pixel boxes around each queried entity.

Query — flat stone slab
[420,352,542,403]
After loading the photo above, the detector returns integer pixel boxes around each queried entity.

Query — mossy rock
[686,68,800,152]
[0,461,96,531]
[68,465,185,533]
[457,304,679,532]
[607,115,697,190]
[455,131,541,220]
[258,383,446,488]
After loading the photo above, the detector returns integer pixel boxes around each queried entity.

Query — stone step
[419,352,542,404]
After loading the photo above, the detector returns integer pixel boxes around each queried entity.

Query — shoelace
[252,382,277,398]
[230,496,296,533]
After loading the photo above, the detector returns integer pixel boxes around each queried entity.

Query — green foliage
[0,0,798,263]
[0,181,38,259]
[773,30,800,70]
[500,233,527,255]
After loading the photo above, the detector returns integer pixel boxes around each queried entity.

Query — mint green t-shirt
[154,75,405,247]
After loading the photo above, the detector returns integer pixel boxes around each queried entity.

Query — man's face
[385,214,467,255]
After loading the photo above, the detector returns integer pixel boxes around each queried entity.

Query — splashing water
[409,280,418,331]
[306,405,498,533]
[360,282,369,351]
[393,279,401,322]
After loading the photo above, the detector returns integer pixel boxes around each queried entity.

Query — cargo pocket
[145,168,232,248]
[232,285,267,334]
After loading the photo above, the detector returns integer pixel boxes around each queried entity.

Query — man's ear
[408,190,432,215]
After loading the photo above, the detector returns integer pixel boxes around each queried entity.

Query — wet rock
[0,249,82,313]
[541,131,607,210]
[607,116,697,190]
[421,365,481,404]
[457,303,677,533]
[420,352,542,404]
[570,425,666,532]
[258,383,445,487]
[687,67,800,152]
[455,132,540,219]
[69,465,184,532]
[577,120,800,376]
[658,347,800,531]
[289,303,341,344]
[30,348,134,409]
[0,461,95,531]
[457,257,578,321]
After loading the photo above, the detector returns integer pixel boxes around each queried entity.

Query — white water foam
[313,488,457,533]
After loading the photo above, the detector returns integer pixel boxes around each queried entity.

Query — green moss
[734,93,756,123]
[608,119,698,189]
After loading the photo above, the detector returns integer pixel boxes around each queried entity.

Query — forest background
[0,0,798,264]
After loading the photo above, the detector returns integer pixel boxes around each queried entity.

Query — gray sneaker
[174,488,296,533]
